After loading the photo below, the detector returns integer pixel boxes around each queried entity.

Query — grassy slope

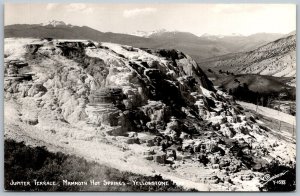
[198,35,296,77]
[5,139,191,192]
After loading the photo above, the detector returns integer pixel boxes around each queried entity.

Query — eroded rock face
[4,38,296,182]
[86,87,123,127]
[27,83,47,97]
[4,60,35,99]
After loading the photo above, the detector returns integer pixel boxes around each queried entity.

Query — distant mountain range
[5,20,290,62]
[201,32,287,53]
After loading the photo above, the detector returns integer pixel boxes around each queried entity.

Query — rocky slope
[199,34,296,78]
[4,38,296,191]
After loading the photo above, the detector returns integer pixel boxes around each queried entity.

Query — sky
[5,3,296,36]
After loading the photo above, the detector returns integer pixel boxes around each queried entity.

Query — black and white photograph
[3,3,296,192]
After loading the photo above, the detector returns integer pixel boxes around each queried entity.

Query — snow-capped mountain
[41,20,68,27]
[201,33,225,40]
[130,29,167,37]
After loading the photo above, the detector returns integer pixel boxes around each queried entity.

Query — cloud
[46,3,59,10]
[123,8,157,18]
[66,3,94,14]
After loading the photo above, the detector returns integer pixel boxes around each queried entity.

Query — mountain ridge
[5,21,290,62]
